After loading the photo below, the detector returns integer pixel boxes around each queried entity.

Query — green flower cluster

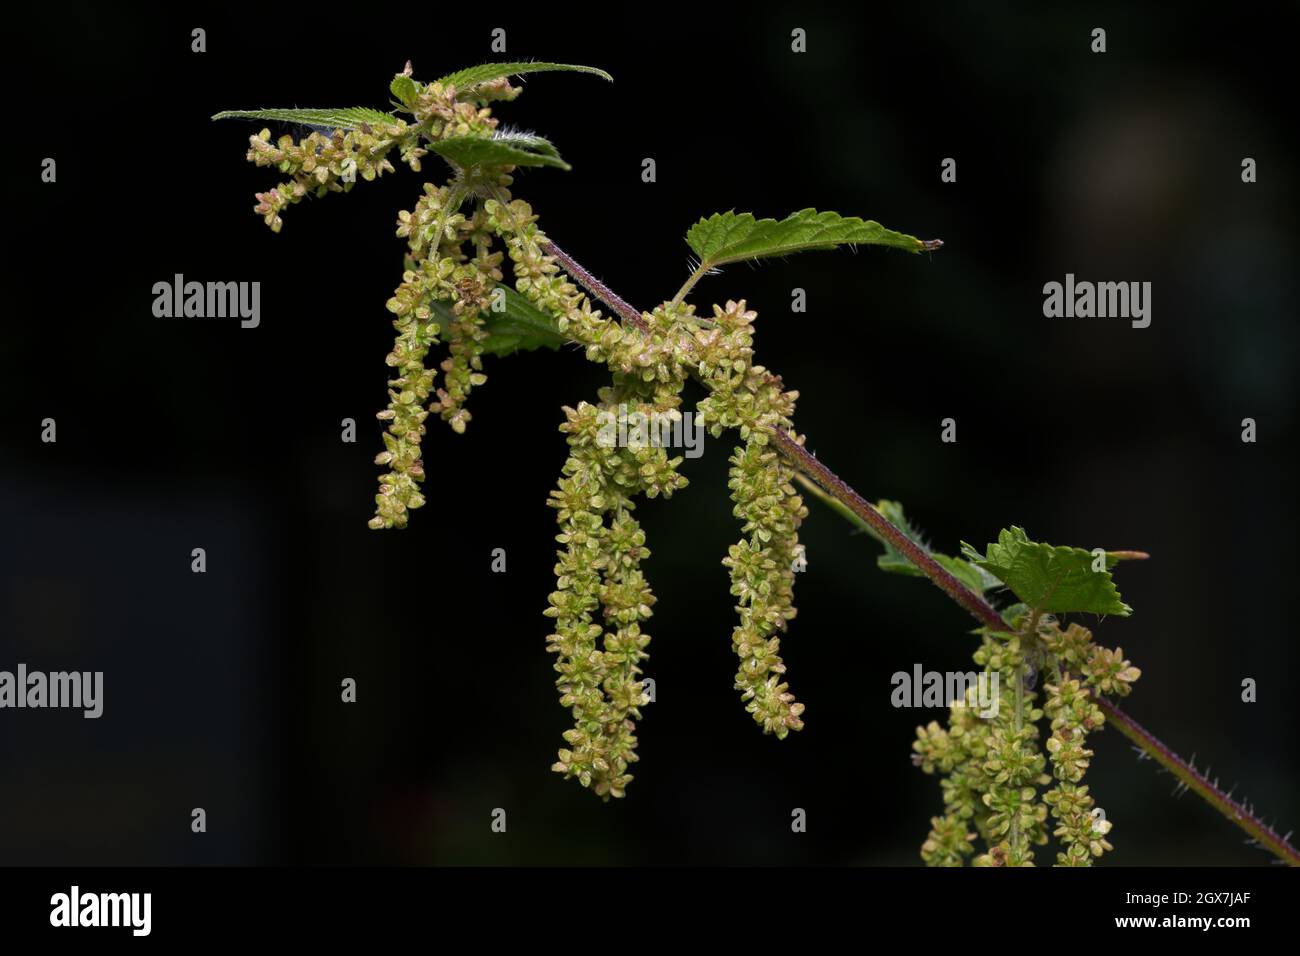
[1043,676,1112,864]
[913,703,984,866]
[913,614,1139,865]
[699,302,807,737]
[407,77,507,135]
[1041,620,1141,698]
[430,207,502,435]
[245,122,410,233]
[539,382,688,799]
[236,73,518,530]
[1039,619,1139,864]
[914,630,1047,867]
[367,180,502,528]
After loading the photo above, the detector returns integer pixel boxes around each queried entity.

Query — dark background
[1,2,1296,866]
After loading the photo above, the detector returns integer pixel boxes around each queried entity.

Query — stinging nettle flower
[915,613,1138,865]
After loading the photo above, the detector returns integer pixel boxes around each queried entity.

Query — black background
[1,2,1296,866]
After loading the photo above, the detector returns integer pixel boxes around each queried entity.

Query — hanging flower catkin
[697,301,808,737]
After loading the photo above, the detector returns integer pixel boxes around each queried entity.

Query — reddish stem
[541,240,648,331]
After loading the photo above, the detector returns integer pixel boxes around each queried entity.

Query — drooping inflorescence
[912,610,1139,866]
[703,303,808,738]
[366,187,504,528]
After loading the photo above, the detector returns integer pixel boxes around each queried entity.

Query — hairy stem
[1094,693,1299,865]
[540,240,649,332]
[769,429,1005,626]
[542,236,1300,867]
[670,262,711,308]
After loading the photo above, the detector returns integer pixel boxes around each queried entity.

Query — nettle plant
[215,61,1298,866]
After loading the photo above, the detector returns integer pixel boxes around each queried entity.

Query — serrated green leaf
[437,61,613,92]
[427,286,566,358]
[426,133,570,171]
[685,208,938,271]
[390,74,419,109]
[961,527,1132,617]
[211,106,398,130]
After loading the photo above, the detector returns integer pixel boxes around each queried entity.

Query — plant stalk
[670,263,711,308]
[541,240,649,332]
